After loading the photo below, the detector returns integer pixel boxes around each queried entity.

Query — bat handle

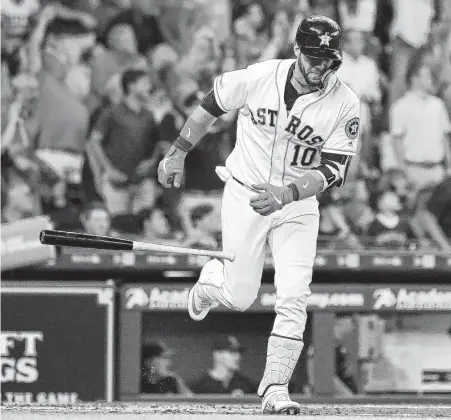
[39,230,133,251]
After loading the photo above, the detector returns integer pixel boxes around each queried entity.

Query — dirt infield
[2,403,451,420]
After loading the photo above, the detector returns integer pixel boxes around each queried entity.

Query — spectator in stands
[336,29,382,172]
[259,8,292,62]
[337,29,381,118]
[27,4,97,75]
[233,1,269,68]
[378,169,415,211]
[80,202,111,236]
[103,0,165,56]
[337,0,377,34]
[368,190,410,249]
[89,69,160,216]
[190,335,257,395]
[33,17,95,187]
[184,204,220,250]
[390,57,451,194]
[1,167,41,223]
[141,341,192,395]
[150,43,179,82]
[317,189,365,250]
[220,39,238,73]
[311,0,339,21]
[176,26,221,89]
[1,0,39,53]
[140,206,183,245]
[343,179,376,239]
[389,0,435,104]
[40,174,82,231]
[89,0,132,36]
[415,176,451,252]
[1,72,39,165]
[89,22,147,113]
[282,0,310,44]
[428,4,451,116]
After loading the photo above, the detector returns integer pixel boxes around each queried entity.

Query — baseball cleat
[261,386,301,415]
[188,284,212,321]
[188,259,223,321]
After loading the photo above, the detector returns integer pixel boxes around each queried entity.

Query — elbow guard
[200,90,226,117]
[313,153,352,191]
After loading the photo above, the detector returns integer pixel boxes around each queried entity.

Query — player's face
[198,211,219,234]
[298,53,334,87]
[131,75,151,102]
[219,350,241,371]
[107,24,137,55]
[152,355,171,375]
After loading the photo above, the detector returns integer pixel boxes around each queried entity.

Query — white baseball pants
[205,176,319,340]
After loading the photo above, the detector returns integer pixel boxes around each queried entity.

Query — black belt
[231,175,259,192]
[232,175,246,188]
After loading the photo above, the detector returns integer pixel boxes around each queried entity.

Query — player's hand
[158,146,186,188]
[249,183,292,216]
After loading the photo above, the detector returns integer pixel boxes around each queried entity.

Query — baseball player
[158,16,360,414]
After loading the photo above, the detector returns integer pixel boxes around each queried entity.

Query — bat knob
[39,230,49,244]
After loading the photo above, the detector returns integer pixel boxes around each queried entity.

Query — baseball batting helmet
[295,15,342,68]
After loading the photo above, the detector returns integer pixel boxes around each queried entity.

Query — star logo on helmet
[319,33,331,47]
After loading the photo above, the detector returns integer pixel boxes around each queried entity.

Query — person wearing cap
[190,335,257,395]
[141,341,192,395]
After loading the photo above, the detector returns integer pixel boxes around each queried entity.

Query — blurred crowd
[2,0,451,252]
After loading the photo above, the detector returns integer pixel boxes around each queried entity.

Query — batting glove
[158,146,186,188]
[249,183,293,216]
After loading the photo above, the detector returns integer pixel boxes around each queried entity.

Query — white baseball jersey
[213,59,360,189]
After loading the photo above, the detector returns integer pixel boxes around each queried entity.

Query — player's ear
[293,43,300,58]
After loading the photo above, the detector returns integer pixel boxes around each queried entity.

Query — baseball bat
[39,229,235,261]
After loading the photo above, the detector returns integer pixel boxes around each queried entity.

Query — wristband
[287,183,300,201]
[174,136,193,153]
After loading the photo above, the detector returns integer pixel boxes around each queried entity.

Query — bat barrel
[133,241,235,261]
[39,230,133,251]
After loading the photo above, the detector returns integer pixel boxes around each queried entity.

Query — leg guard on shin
[257,334,304,397]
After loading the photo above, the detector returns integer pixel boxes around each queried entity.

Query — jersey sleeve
[213,68,249,112]
[322,101,361,156]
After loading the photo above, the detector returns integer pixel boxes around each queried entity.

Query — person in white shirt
[390,57,451,247]
[337,31,381,109]
[391,58,451,192]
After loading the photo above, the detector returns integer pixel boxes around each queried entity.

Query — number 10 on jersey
[290,146,317,167]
